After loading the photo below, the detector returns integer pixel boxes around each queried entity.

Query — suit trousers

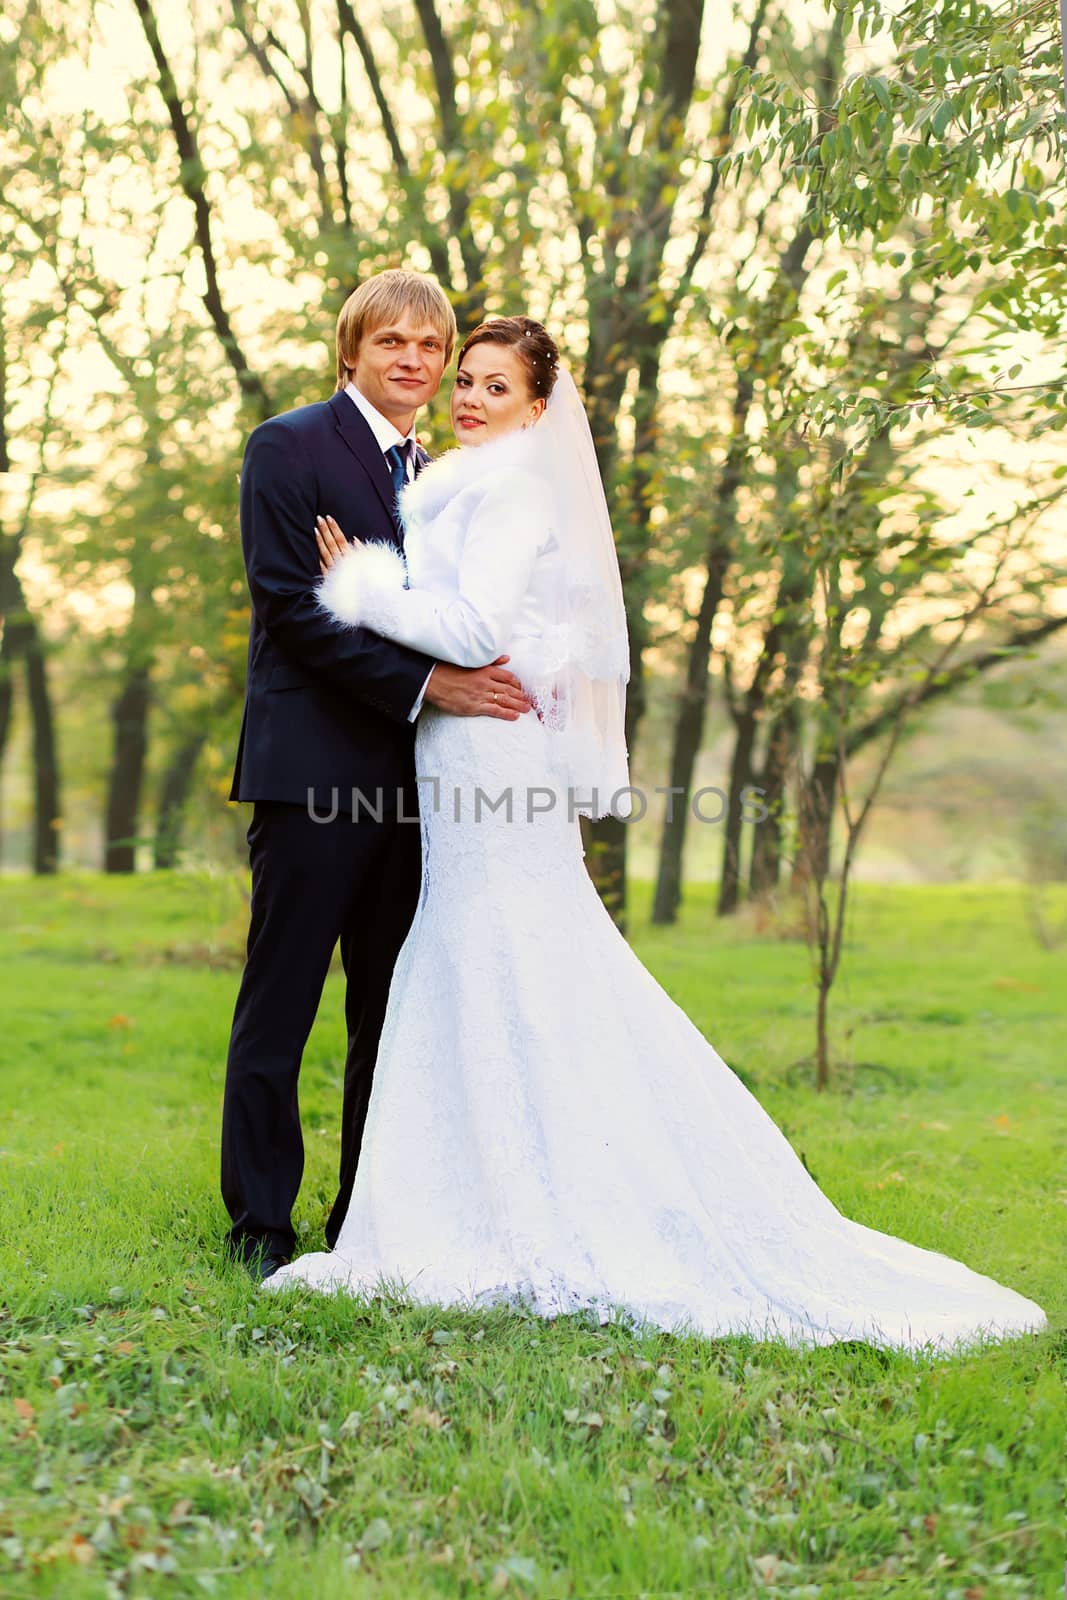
[221,796,422,1260]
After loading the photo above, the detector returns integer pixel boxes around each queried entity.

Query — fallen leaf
[114,1341,135,1356]
[13,1399,34,1422]
[408,1407,447,1429]
[359,1517,390,1551]
[108,1014,133,1030]
[68,1536,95,1566]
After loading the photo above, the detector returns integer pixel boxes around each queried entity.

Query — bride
[262,316,1045,1351]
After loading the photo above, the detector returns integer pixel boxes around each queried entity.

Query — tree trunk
[750,703,794,900]
[650,693,700,926]
[24,629,61,873]
[574,0,712,927]
[582,336,661,929]
[154,729,206,869]
[650,294,757,923]
[582,811,628,929]
[793,748,840,891]
[0,665,13,771]
[717,708,758,916]
[815,971,830,1092]
[0,636,15,871]
[0,551,62,873]
[105,663,152,873]
[651,541,731,925]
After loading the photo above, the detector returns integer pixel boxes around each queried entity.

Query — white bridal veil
[533,366,631,818]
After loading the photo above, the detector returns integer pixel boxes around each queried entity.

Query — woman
[263,318,1045,1351]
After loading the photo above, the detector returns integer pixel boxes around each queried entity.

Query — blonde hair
[335,269,457,391]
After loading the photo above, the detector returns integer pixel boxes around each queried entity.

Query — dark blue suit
[229,391,432,808]
[222,391,435,1261]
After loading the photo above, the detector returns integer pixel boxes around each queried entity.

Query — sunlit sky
[5,0,1066,639]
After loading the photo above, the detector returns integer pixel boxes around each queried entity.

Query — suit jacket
[229,391,435,811]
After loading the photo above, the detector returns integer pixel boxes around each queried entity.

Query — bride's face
[450,344,546,446]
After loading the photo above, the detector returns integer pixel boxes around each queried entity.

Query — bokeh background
[2,0,1065,912]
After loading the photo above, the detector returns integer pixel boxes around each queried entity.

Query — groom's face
[351,310,448,428]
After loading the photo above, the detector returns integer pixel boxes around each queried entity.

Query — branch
[823,552,1019,986]
[845,609,1067,759]
[671,0,773,316]
[0,289,72,632]
[336,0,409,177]
[295,0,333,223]
[230,0,338,222]
[412,0,484,301]
[335,3,352,228]
[621,0,707,309]
[229,0,302,120]
[132,0,271,420]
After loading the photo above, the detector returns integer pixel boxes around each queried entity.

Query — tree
[0,290,68,874]
[651,0,1067,927]
[798,504,1067,1088]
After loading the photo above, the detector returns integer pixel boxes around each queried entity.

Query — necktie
[384,441,412,502]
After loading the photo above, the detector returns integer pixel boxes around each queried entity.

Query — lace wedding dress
[262,424,1046,1351]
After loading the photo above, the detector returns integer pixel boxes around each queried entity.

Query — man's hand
[424,656,533,720]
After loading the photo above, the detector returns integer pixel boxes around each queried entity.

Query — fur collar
[399,424,544,523]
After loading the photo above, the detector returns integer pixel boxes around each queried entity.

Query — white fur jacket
[316,427,564,678]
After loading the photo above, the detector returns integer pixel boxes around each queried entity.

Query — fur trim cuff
[316,538,407,629]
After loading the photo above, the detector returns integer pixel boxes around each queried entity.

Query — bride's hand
[315,514,361,574]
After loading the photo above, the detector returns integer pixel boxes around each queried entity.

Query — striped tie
[385,442,411,502]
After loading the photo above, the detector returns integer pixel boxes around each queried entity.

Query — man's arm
[241,419,431,723]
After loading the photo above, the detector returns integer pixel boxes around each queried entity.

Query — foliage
[0,0,1064,920]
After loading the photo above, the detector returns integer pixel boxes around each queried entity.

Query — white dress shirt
[344,381,417,463]
[343,383,433,721]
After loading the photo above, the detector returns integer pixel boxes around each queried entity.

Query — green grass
[1,873,1064,1599]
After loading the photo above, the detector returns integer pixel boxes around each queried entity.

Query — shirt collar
[344,383,417,456]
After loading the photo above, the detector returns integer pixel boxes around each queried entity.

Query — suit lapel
[414,444,432,476]
[328,391,398,530]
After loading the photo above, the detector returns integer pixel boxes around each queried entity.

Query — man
[222,269,531,1280]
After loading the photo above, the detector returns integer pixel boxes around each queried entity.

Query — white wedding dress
[262,425,1046,1351]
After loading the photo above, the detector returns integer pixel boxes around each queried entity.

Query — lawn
[1,873,1064,1598]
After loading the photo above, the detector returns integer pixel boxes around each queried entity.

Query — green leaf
[871,76,891,112]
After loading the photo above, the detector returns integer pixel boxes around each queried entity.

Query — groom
[222,268,532,1280]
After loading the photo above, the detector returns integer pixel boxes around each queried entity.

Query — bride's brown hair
[457,317,560,400]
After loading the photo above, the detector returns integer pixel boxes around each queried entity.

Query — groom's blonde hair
[335,269,457,391]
